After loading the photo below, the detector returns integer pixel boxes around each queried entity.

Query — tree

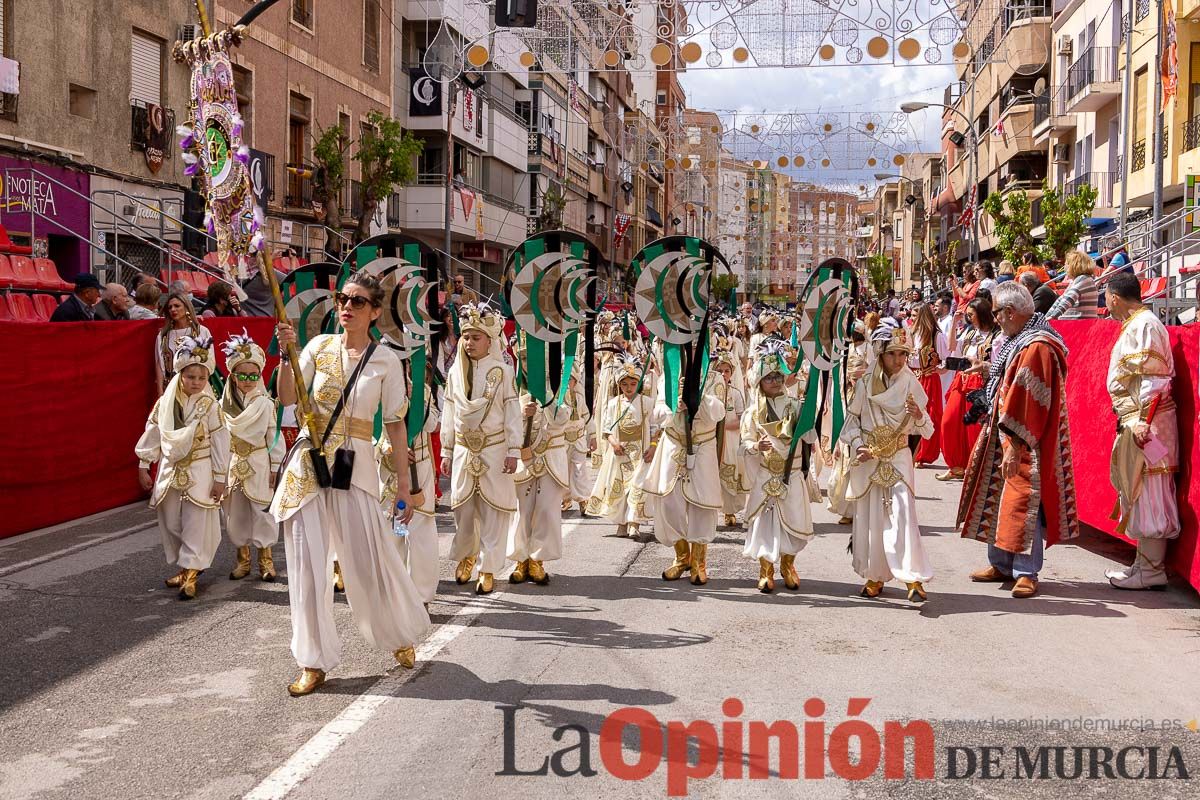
[711,271,740,307]
[1040,180,1098,261]
[920,240,959,289]
[866,252,893,297]
[535,182,567,232]
[982,190,1035,265]
[311,124,351,234]
[353,110,424,242]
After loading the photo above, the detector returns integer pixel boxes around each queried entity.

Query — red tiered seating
[0,255,15,288]
[33,259,72,291]
[0,224,33,255]
[0,295,13,321]
[10,256,40,289]
[8,293,37,322]
[1141,277,1168,301]
[32,294,58,321]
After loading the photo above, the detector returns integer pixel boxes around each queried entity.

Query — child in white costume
[508,383,573,585]
[440,303,522,595]
[711,353,749,526]
[740,340,814,593]
[219,332,284,582]
[841,323,935,602]
[137,334,230,600]
[586,355,654,538]
[561,372,593,513]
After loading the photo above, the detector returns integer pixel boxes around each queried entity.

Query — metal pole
[968,75,980,261]
[1119,0,1134,235]
[443,79,455,285]
[1151,0,1165,263]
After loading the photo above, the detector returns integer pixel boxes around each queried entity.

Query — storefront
[89,174,186,281]
[0,156,91,278]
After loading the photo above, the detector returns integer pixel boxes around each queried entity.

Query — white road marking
[0,521,157,578]
[242,587,507,800]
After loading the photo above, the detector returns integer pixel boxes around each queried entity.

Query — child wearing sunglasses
[219,331,284,582]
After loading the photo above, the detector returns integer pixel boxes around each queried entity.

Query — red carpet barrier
[1053,319,1199,593]
[0,318,278,539]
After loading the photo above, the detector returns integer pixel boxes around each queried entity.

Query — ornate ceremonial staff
[175,0,323,464]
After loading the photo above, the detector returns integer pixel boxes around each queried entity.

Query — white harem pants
[650,486,717,546]
[156,489,221,571]
[449,494,515,575]
[508,476,564,563]
[224,491,278,549]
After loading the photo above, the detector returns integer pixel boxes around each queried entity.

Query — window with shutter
[130,31,163,107]
[0,0,7,58]
[1133,67,1147,143]
[363,0,380,72]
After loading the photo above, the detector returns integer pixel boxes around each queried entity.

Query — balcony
[1032,87,1075,140]
[1067,171,1117,210]
[1184,115,1200,152]
[285,174,312,210]
[646,204,663,228]
[1064,48,1121,113]
[991,104,1039,166]
[1136,0,1150,22]
[1132,139,1147,172]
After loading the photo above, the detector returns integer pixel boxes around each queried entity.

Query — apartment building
[716,155,751,281]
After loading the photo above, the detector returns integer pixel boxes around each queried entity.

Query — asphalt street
[1,465,1198,800]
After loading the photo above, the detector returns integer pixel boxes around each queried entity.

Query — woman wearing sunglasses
[219,331,285,582]
[270,272,430,697]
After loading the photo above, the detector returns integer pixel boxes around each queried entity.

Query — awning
[929,184,961,217]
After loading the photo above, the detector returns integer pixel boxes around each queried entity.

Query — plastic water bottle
[392,500,409,539]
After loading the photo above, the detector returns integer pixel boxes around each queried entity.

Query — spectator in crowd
[958,282,1077,599]
[128,283,162,320]
[239,267,287,317]
[93,283,133,321]
[910,302,948,466]
[156,292,213,395]
[939,298,997,482]
[448,274,479,306]
[50,274,103,322]
[1042,258,1062,282]
[996,260,1016,284]
[977,261,997,292]
[1017,252,1051,283]
[951,263,981,308]
[201,281,243,318]
[883,288,899,319]
[1100,242,1133,277]
[1047,251,1099,320]
[935,291,956,401]
[1019,272,1057,315]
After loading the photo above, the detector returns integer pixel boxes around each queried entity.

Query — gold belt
[458,428,507,453]
[617,426,642,443]
[665,428,717,447]
[230,436,264,458]
[533,433,566,454]
[313,414,375,442]
[564,428,582,443]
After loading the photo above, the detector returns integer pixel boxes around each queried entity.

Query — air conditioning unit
[178,24,200,42]
[1057,35,1072,57]
[1053,144,1070,164]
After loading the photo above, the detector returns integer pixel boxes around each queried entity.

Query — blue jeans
[988,508,1046,580]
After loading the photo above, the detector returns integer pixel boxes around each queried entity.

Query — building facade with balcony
[789,183,860,288]
[0,0,200,278]
[948,0,1054,257]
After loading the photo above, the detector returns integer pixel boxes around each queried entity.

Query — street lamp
[901,100,978,260]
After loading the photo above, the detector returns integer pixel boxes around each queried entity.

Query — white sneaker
[1109,566,1168,590]
[1104,565,1133,581]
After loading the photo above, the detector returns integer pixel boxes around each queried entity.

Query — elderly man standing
[50,274,103,322]
[1103,273,1179,589]
[958,282,1079,599]
[94,283,133,320]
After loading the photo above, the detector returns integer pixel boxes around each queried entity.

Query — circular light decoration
[777,156,789,168]
[640,161,649,171]
[710,22,738,50]
[519,51,536,68]
[680,42,702,64]
[604,49,621,67]
[665,157,677,170]
[706,51,723,68]
[867,37,889,59]
[793,156,805,167]
[710,125,721,134]
[733,47,749,63]
[734,205,741,211]
[953,41,971,60]
[467,45,490,68]
[821,158,831,167]
[706,159,717,169]
[823,123,833,132]
[898,38,921,61]
[865,122,876,132]
[819,44,835,61]
[893,154,906,166]
[651,43,673,66]
[751,124,760,134]
[867,157,877,167]
[681,157,693,169]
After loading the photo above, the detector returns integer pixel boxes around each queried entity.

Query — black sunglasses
[335,292,378,310]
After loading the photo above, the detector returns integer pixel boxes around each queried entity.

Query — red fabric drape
[0,317,278,538]
[1053,319,1199,593]
[914,372,943,464]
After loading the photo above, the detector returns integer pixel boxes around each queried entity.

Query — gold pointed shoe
[780,554,800,591]
[454,556,477,585]
[229,546,252,580]
[258,547,277,581]
[860,580,884,598]
[394,646,416,669]
[509,559,528,584]
[332,560,345,593]
[178,569,200,600]
[661,540,692,581]
[475,572,494,594]
[287,668,326,697]
[689,543,709,586]
[528,560,549,586]
[164,568,186,588]
[725,514,738,527]
[906,581,928,602]
[757,558,775,594]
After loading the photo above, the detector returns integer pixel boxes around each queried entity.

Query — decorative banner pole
[175,0,322,459]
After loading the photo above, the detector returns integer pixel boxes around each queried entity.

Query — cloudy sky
[680,63,957,188]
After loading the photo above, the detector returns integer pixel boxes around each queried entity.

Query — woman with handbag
[938,299,997,481]
[271,271,429,698]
